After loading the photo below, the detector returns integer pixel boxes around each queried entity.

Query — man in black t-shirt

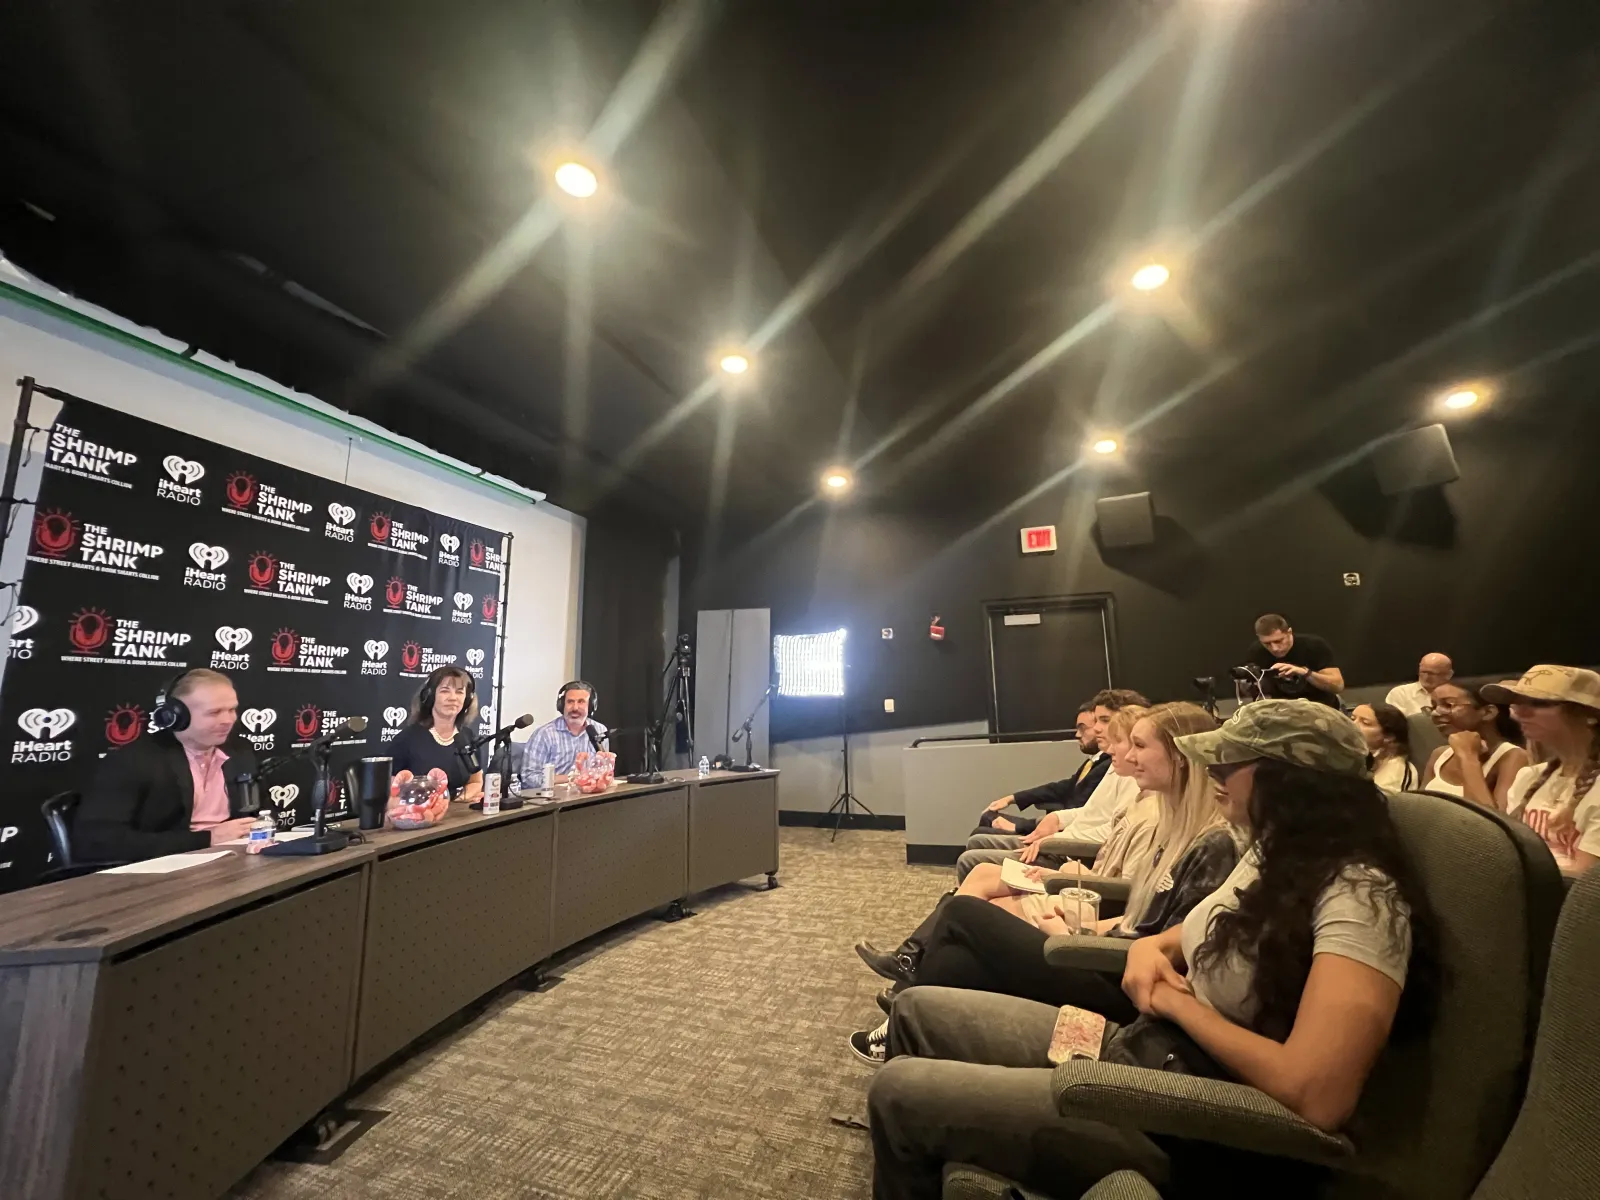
[1243,613,1344,708]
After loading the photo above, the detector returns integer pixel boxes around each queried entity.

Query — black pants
[912,895,1140,1023]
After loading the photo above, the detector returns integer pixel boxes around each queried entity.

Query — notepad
[103,851,232,874]
[1001,857,1049,894]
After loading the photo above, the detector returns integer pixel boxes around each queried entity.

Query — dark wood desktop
[0,768,778,1200]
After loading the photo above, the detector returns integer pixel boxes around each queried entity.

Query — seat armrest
[1052,1061,1355,1164]
[1042,933,1131,974]
[1036,837,1102,863]
[1046,874,1132,904]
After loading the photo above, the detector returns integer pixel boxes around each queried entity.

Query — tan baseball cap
[1481,665,1600,712]
[1173,699,1372,779]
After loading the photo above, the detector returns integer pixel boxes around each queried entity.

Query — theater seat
[949,790,1566,1200]
[1043,874,1130,921]
[1406,710,1444,768]
[943,1165,1157,1200]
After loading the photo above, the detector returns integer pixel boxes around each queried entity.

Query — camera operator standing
[1243,613,1344,708]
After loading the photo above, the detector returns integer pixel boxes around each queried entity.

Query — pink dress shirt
[185,745,231,831]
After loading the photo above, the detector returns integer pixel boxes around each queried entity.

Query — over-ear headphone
[419,666,477,724]
[556,679,598,715]
[150,668,200,734]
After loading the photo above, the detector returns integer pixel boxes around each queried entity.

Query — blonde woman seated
[955,703,1239,938]
[1488,665,1600,874]
[850,704,1246,1061]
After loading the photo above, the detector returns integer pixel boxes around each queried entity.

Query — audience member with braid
[1487,665,1600,875]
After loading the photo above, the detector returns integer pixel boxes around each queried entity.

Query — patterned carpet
[231,828,951,1200]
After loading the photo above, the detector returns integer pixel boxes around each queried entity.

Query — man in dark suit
[76,668,260,862]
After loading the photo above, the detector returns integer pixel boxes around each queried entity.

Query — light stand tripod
[826,693,874,841]
[630,633,696,784]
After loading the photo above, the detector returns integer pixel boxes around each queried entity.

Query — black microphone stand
[261,742,350,856]
[728,685,772,772]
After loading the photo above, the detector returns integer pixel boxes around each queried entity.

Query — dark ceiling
[1,0,1597,544]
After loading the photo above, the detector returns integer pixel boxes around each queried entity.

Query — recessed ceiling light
[719,353,751,376]
[1091,437,1120,455]
[1129,263,1170,292]
[1441,388,1479,411]
[553,161,599,198]
[822,467,853,493]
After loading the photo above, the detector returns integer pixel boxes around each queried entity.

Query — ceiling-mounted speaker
[1371,424,1459,495]
[1095,491,1155,548]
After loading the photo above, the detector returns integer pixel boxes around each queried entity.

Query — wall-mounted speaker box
[1096,491,1155,548]
[1371,424,1459,495]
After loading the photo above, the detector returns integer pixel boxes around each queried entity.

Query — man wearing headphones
[521,680,608,783]
[77,668,261,863]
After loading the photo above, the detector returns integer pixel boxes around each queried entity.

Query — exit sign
[1020,525,1057,554]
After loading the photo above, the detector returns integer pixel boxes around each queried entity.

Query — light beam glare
[560,227,595,491]
[1153,5,1242,232]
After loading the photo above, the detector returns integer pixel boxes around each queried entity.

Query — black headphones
[419,666,476,723]
[556,679,598,715]
[150,668,200,734]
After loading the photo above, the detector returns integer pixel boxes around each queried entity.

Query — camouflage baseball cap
[1481,665,1600,712]
[1174,699,1371,779]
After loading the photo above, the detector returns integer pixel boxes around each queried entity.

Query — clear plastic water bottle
[697,754,711,778]
[246,810,277,855]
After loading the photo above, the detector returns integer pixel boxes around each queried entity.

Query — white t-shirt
[1056,771,1142,845]
[1384,681,1432,717]
[1180,852,1412,1027]
[1372,755,1418,794]
[1505,763,1600,874]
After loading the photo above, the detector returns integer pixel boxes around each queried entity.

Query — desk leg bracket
[662,899,696,922]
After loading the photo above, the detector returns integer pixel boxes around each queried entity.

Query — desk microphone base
[726,762,764,773]
[262,830,351,856]
[626,771,666,785]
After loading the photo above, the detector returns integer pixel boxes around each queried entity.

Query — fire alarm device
[1020,525,1057,554]
[929,615,946,641]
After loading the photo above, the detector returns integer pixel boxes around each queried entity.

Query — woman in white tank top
[1421,682,1528,811]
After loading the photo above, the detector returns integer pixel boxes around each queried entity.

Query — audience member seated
[1352,701,1418,792]
[849,703,1239,1059]
[978,702,1103,836]
[1488,666,1600,875]
[1385,651,1454,716]
[1420,681,1527,811]
[865,700,1437,1200]
[958,688,1148,880]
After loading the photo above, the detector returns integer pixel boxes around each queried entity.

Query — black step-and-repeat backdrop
[0,395,509,892]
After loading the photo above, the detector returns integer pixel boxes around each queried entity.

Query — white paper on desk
[103,850,232,874]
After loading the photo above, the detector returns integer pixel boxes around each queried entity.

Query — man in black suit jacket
[76,669,261,862]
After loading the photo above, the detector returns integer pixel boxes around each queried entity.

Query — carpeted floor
[230,827,951,1200]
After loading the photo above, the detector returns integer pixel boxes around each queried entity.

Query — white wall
[772,720,988,816]
[0,277,584,724]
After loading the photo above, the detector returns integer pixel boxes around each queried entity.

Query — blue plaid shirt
[520,715,609,778]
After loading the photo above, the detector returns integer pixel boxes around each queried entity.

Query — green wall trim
[0,277,543,507]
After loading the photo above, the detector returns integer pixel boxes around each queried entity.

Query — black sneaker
[854,941,917,984]
[848,1019,889,1066]
[875,985,897,1014]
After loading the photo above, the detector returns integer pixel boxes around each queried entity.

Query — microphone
[223,756,261,817]
[461,713,535,753]
[295,714,367,752]
[585,721,603,752]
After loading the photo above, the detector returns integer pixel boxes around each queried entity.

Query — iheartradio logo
[241,708,277,734]
[364,639,389,661]
[467,648,485,666]
[346,572,373,595]
[12,606,39,634]
[163,456,205,485]
[327,503,356,527]
[18,707,76,739]
[214,626,252,652]
[440,534,460,553]
[454,591,472,610]
[383,706,407,727]
[189,542,229,570]
[269,783,300,810]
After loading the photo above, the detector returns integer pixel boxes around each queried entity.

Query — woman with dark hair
[1350,701,1415,792]
[1420,682,1527,811]
[387,666,483,801]
[867,701,1437,1200]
